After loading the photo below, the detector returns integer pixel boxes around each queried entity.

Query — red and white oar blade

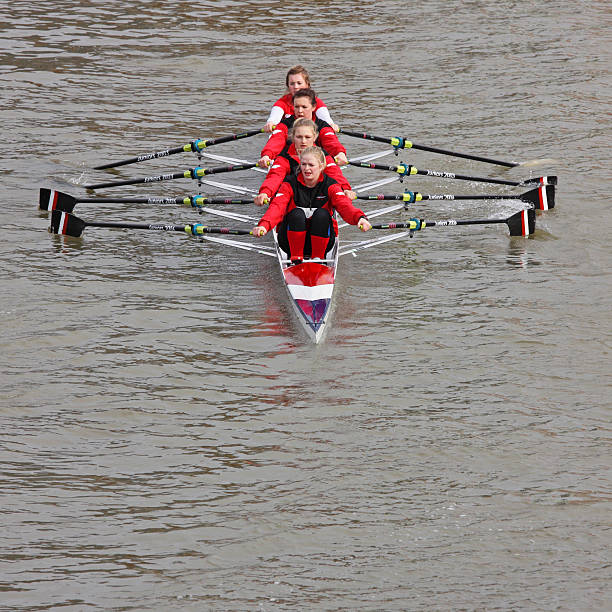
[522,175,557,186]
[521,185,555,210]
[50,210,86,237]
[39,188,77,212]
[506,208,536,236]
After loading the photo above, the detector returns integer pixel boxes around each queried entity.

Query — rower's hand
[254,193,270,207]
[257,155,271,168]
[263,122,276,133]
[253,226,268,237]
[344,189,357,200]
[335,152,348,166]
[357,218,372,232]
[332,123,340,132]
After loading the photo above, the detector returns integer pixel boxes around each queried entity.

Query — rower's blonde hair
[285,65,311,88]
[299,145,326,168]
[289,118,318,141]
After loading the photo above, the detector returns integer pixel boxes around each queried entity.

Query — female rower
[254,118,355,207]
[258,88,348,169]
[263,65,338,133]
[252,146,371,264]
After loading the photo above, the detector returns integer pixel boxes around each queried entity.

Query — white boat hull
[274,230,338,343]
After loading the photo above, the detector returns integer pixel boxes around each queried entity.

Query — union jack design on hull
[274,230,338,343]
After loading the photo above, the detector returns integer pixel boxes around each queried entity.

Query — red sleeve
[323,157,351,190]
[258,157,291,198]
[260,123,289,159]
[258,181,293,232]
[314,97,327,111]
[273,94,293,114]
[328,184,366,225]
[318,126,346,158]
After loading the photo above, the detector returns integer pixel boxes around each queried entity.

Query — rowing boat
[42,126,556,344]
[273,226,339,343]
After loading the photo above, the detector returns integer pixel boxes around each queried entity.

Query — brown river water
[1,1,610,610]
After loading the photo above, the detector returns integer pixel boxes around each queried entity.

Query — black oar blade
[521,185,555,210]
[506,208,536,237]
[522,175,557,186]
[50,210,86,237]
[39,188,77,212]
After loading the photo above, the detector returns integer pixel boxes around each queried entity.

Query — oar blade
[50,210,86,237]
[506,208,536,237]
[522,175,557,186]
[520,185,556,210]
[39,188,77,212]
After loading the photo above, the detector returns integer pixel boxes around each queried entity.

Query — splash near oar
[92,128,267,170]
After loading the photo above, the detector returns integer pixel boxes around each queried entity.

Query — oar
[50,211,253,238]
[83,162,258,190]
[39,188,253,213]
[356,185,555,211]
[348,160,556,187]
[339,129,520,167]
[93,128,266,170]
[371,208,536,237]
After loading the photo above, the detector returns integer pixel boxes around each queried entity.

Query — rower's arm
[260,125,288,159]
[318,126,346,159]
[324,158,351,191]
[265,105,284,126]
[258,159,290,199]
[330,186,367,226]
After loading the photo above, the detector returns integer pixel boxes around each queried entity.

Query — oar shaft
[84,162,257,190]
[93,128,265,170]
[84,171,186,190]
[83,220,253,235]
[93,145,186,170]
[349,161,544,187]
[339,129,519,167]
[358,193,522,202]
[50,210,254,237]
[202,128,264,147]
[371,219,505,229]
[370,208,535,237]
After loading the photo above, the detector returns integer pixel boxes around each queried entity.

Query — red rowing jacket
[258,142,351,199]
[258,172,366,235]
[260,116,346,161]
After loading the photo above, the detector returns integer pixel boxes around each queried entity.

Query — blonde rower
[253,146,370,264]
[254,118,355,207]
